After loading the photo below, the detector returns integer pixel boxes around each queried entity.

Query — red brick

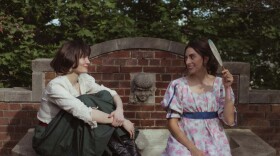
[238,119,270,127]
[266,113,280,120]
[161,59,172,66]
[125,59,138,66]
[121,97,129,104]
[0,119,9,125]
[88,65,96,72]
[0,126,9,133]
[236,105,249,113]
[162,74,172,81]
[138,59,149,66]
[102,58,115,65]
[0,133,10,140]
[271,105,280,112]
[155,104,164,111]
[0,104,8,110]
[124,112,136,118]
[124,105,141,111]
[91,58,102,65]
[114,59,126,66]
[130,120,140,127]
[141,105,154,111]
[9,118,20,125]
[155,97,162,104]
[90,73,101,80]
[136,112,151,119]
[242,112,265,119]
[124,74,130,80]
[166,67,186,73]
[172,60,185,66]
[101,81,119,88]
[270,120,280,127]
[9,104,21,111]
[113,74,125,80]
[107,51,130,58]
[156,82,170,88]
[120,67,142,73]
[151,112,166,119]
[155,90,160,96]
[119,81,131,88]
[155,52,176,59]
[21,104,35,110]
[0,111,3,117]
[96,66,120,73]
[143,67,165,73]
[140,120,155,127]
[251,127,275,134]
[150,59,160,66]
[102,74,114,80]
[131,51,154,59]
[155,120,167,127]
[124,89,131,96]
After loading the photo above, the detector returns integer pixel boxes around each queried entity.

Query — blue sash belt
[182,112,218,119]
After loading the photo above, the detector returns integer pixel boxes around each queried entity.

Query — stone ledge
[249,90,280,104]
[12,128,276,156]
[0,88,32,102]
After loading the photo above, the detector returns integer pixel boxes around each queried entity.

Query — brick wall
[0,37,279,155]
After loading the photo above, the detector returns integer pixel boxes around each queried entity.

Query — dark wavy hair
[50,40,91,74]
[184,38,219,75]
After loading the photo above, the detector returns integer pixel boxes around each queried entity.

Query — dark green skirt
[32,90,126,156]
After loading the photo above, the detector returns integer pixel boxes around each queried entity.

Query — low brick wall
[0,37,280,155]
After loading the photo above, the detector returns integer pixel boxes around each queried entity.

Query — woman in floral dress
[161,38,236,156]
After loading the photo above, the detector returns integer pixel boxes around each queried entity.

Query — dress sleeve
[83,74,117,96]
[217,79,237,126]
[47,82,97,128]
[161,81,183,119]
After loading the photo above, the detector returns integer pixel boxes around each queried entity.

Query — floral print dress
[161,77,236,156]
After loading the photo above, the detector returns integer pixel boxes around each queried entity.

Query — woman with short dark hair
[32,40,140,156]
[162,38,236,156]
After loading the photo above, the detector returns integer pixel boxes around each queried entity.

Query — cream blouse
[37,73,117,128]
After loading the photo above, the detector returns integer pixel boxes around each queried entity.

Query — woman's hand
[109,108,125,127]
[190,147,205,156]
[123,119,135,139]
[222,69,233,88]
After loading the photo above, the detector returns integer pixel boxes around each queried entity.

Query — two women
[162,38,236,156]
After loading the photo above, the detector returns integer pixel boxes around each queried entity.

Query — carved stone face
[131,73,154,104]
[134,87,152,102]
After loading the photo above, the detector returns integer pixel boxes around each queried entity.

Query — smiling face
[72,56,90,74]
[184,47,208,75]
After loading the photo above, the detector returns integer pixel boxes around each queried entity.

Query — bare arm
[91,109,113,124]
[222,69,235,125]
[167,118,204,156]
[109,94,125,126]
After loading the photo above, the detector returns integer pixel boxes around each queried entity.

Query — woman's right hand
[190,147,204,156]
[122,119,135,139]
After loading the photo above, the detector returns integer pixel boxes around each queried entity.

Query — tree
[180,0,280,89]
[1,0,280,89]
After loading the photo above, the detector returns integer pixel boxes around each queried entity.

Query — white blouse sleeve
[83,74,117,96]
[46,82,97,128]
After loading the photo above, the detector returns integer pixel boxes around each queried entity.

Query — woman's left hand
[222,69,233,88]
[109,109,125,127]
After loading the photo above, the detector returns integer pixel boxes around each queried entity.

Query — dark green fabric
[32,90,126,156]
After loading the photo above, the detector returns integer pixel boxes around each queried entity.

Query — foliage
[0,0,280,89]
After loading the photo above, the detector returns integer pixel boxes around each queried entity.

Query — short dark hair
[50,40,91,74]
[184,38,219,75]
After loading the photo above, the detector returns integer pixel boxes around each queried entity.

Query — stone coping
[12,128,276,156]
